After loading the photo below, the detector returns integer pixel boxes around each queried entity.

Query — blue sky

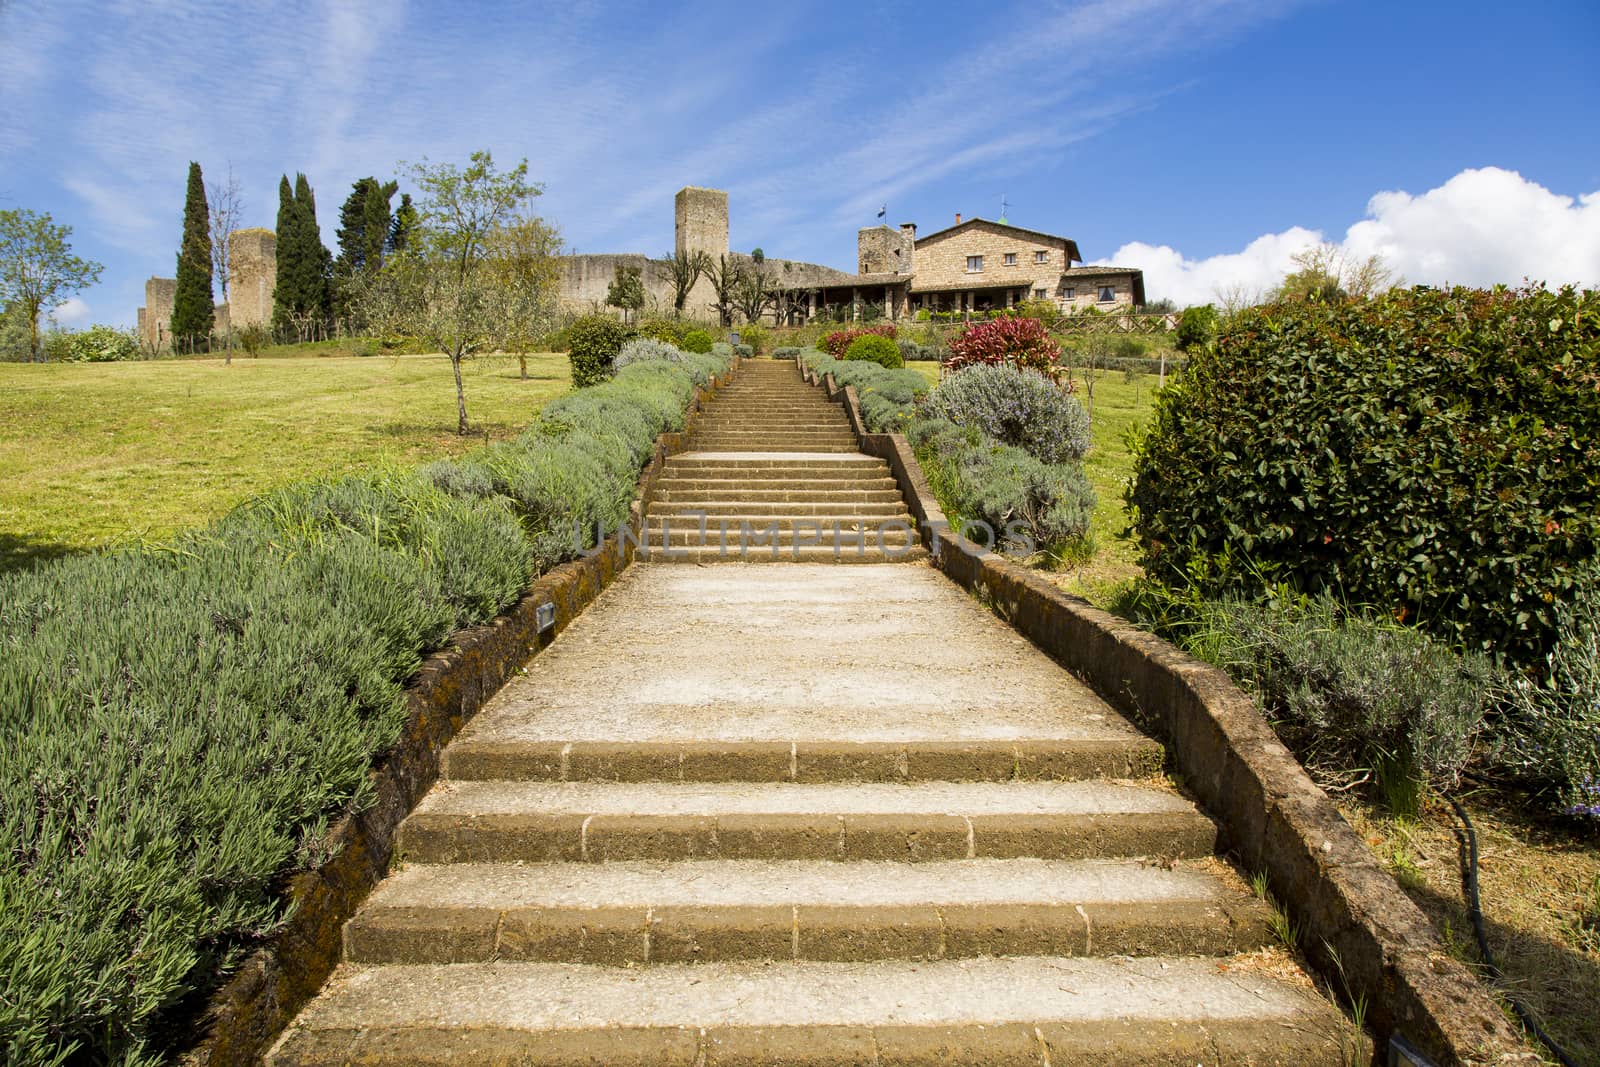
[2,0,1596,325]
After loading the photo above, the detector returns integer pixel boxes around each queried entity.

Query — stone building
[136,228,277,349]
[555,190,1146,324]
[896,216,1145,316]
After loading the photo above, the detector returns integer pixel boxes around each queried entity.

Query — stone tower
[227,228,277,329]
[674,187,729,260]
[137,277,178,349]
[856,224,915,275]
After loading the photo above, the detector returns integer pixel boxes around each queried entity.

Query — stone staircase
[645,358,922,563]
[269,562,1360,1066]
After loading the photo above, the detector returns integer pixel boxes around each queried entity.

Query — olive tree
[0,208,103,361]
[486,213,563,380]
[358,151,542,433]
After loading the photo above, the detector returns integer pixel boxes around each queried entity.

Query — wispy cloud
[3,0,1302,322]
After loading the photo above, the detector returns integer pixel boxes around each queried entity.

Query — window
[966,255,983,272]
[1033,287,1047,300]
[1098,286,1116,302]
[1063,287,1075,299]
[1003,252,1017,266]
[1034,250,1049,264]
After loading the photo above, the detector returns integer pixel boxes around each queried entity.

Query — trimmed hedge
[844,333,902,369]
[1127,284,1600,670]
[0,351,731,1065]
[681,328,713,354]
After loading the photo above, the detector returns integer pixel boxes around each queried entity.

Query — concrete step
[660,467,891,482]
[645,545,928,564]
[666,459,888,475]
[653,477,900,492]
[648,531,918,551]
[650,502,909,518]
[653,489,905,504]
[443,736,1165,783]
[646,515,913,533]
[268,955,1360,1066]
[691,431,858,442]
[343,858,1273,965]
[397,779,1216,864]
[680,444,863,453]
[696,421,853,431]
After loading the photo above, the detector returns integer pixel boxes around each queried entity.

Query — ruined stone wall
[228,228,276,329]
[138,277,177,349]
[557,254,689,315]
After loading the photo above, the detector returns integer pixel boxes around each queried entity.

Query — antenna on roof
[998,194,1009,225]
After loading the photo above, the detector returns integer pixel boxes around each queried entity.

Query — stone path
[268,363,1356,1065]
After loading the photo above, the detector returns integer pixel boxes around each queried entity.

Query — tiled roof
[913,218,1082,265]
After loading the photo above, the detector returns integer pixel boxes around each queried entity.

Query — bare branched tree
[207,165,245,364]
[662,249,710,316]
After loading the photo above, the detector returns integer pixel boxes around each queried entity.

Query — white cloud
[1102,168,1600,307]
[50,297,91,328]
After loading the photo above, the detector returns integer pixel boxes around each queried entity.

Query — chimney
[955,213,961,224]
[900,223,916,240]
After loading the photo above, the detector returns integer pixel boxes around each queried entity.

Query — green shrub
[565,314,634,387]
[821,325,896,357]
[1174,304,1217,352]
[41,328,74,362]
[60,324,140,362]
[681,328,714,354]
[844,333,903,368]
[772,346,802,360]
[1139,592,1499,813]
[0,349,732,1065]
[926,364,1090,465]
[637,317,687,346]
[1128,284,1600,670]
[734,343,753,359]
[738,323,768,354]
[897,340,939,362]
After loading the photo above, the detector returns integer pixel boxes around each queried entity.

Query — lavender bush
[926,363,1091,465]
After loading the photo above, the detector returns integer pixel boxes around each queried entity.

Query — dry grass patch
[1341,790,1599,1063]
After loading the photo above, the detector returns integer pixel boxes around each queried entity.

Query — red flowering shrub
[821,324,897,357]
[945,317,1060,378]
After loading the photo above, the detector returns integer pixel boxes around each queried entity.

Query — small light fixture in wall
[536,601,557,633]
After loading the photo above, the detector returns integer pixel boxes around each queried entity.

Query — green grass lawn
[1,351,570,572]
[902,360,1166,606]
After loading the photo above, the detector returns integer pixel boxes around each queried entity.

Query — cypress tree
[272,175,296,338]
[272,173,334,340]
[170,161,213,352]
[335,177,373,274]
[363,180,397,273]
[388,193,418,254]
